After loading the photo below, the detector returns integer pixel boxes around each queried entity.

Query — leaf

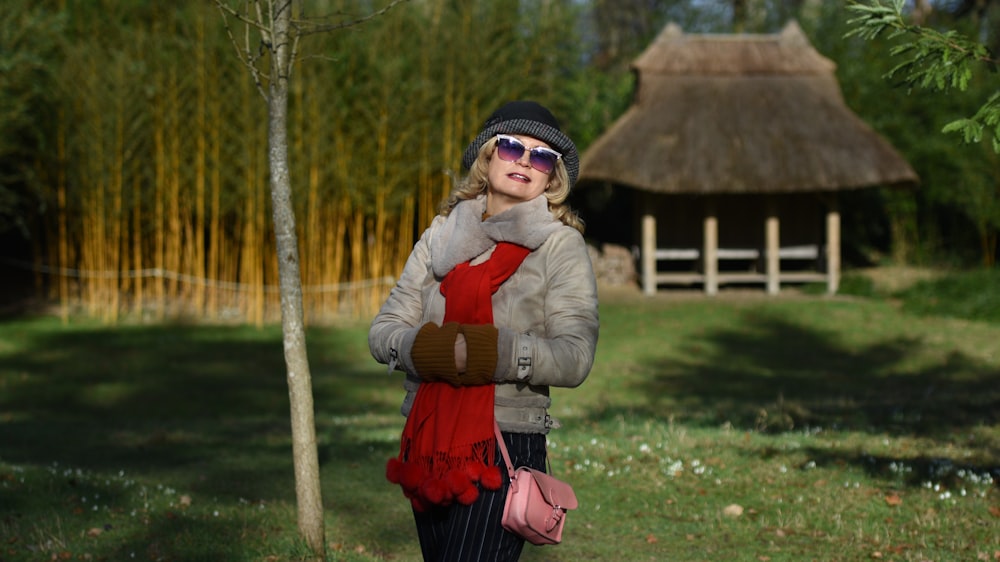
[722,504,744,517]
[645,534,658,544]
[885,493,903,506]
[988,505,1000,518]
[86,527,103,537]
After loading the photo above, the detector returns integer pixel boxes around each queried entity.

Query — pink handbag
[494,423,578,545]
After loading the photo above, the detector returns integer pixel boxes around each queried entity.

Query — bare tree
[213,0,408,557]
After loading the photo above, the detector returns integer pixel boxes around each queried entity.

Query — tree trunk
[268,1,325,557]
[733,0,748,32]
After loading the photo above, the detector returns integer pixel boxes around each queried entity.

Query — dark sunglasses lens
[497,137,525,162]
[529,150,557,174]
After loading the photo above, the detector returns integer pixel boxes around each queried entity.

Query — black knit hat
[462,100,579,188]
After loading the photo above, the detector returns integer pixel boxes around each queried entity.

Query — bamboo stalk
[192,10,208,315]
[111,81,124,323]
[165,64,182,307]
[133,175,143,319]
[206,71,223,319]
[328,193,349,315]
[57,110,69,323]
[153,103,166,319]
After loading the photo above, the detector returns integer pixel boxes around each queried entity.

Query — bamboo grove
[9,1,1000,325]
[21,0,583,324]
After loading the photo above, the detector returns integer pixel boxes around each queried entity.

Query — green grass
[1,281,999,561]
[894,268,1000,324]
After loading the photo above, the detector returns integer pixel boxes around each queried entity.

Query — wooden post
[766,199,780,295]
[641,213,656,296]
[826,199,841,294]
[703,199,718,296]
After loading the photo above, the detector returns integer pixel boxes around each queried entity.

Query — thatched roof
[579,21,918,194]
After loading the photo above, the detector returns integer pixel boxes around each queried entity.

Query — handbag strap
[494,421,516,479]
[493,421,553,479]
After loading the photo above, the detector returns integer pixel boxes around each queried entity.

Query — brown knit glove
[459,324,499,386]
[411,322,462,385]
[411,322,499,386]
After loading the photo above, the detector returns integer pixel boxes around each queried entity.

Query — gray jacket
[368,195,599,434]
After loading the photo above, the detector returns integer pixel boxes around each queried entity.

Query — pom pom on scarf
[400,462,427,492]
[479,465,503,490]
[445,469,472,495]
[421,478,450,506]
[385,457,403,484]
[444,469,480,505]
[464,461,486,483]
[457,483,480,505]
[409,495,429,513]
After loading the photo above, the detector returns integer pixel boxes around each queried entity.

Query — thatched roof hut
[577,21,918,295]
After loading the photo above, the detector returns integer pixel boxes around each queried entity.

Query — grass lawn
[1,279,998,561]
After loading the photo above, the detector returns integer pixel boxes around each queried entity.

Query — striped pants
[413,431,548,562]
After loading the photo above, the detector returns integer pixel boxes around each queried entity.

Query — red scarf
[386,242,530,511]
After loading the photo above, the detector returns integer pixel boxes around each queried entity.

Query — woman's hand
[454,333,467,374]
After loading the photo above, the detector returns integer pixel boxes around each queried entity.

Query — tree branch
[293,0,410,37]
[214,0,268,100]
[846,0,1000,152]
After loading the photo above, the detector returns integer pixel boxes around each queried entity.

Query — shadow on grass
[603,308,1000,485]
[4,307,998,558]
[0,320,411,559]
[622,310,999,433]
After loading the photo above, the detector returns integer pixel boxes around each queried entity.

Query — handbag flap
[521,468,578,511]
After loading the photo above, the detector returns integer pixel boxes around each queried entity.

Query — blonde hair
[441,138,584,233]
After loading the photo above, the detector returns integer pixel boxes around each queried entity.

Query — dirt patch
[852,266,943,294]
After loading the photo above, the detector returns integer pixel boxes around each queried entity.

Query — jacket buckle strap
[387,348,399,374]
[516,353,531,381]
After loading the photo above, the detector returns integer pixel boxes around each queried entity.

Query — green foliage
[0,2,66,237]
[837,1,1000,266]
[895,267,1000,322]
[821,267,1000,324]
[943,91,1000,153]
[847,0,1000,152]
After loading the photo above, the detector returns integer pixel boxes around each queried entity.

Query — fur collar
[431,195,561,277]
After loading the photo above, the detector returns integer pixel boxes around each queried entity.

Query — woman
[369,100,599,561]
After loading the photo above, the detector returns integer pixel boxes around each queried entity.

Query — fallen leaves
[869,547,909,559]
[722,504,744,518]
[884,493,903,507]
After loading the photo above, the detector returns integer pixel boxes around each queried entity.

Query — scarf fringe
[386,438,503,511]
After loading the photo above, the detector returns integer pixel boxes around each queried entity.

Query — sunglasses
[494,134,562,174]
